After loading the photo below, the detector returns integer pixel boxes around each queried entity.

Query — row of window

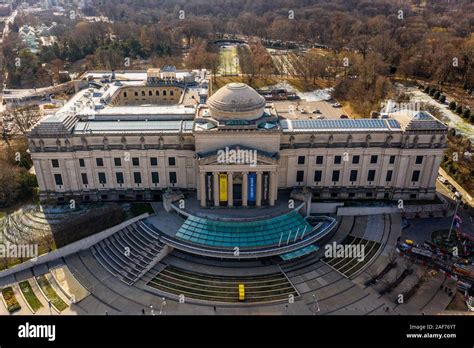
[297,155,423,165]
[297,169,421,183]
[52,157,177,169]
[54,172,177,186]
[124,90,175,98]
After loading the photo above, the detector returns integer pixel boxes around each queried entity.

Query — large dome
[207,83,266,121]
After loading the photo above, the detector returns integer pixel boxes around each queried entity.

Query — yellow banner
[219,174,228,202]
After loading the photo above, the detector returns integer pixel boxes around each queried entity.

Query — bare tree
[5,106,42,135]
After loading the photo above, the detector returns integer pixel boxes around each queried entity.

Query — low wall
[337,206,397,216]
[336,203,448,216]
[0,213,149,279]
[310,202,344,214]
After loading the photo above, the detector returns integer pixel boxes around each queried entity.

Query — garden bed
[18,281,43,313]
[36,275,68,312]
[1,286,21,313]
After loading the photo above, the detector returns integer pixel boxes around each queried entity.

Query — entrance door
[233,183,242,206]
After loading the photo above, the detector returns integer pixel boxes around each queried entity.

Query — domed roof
[207,83,266,121]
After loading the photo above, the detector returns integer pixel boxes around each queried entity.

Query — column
[242,172,248,207]
[256,172,262,207]
[199,172,206,207]
[269,171,276,206]
[227,172,233,207]
[213,172,219,207]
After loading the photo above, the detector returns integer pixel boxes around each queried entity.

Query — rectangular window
[352,155,360,164]
[170,90,174,96]
[412,170,420,182]
[98,172,106,184]
[332,170,340,182]
[315,156,323,165]
[296,171,304,183]
[54,174,63,186]
[163,90,167,96]
[297,156,305,165]
[168,157,176,166]
[133,172,142,184]
[389,155,396,164]
[386,170,393,182]
[415,156,423,164]
[350,170,358,182]
[132,157,140,166]
[79,158,85,167]
[81,173,88,185]
[150,157,158,166]
[334,155,342,164]
[51,159,59,168]
[151,172,159,184]
[169,172,177,184]
[370,155,378,164]
[96,158,104,167]
[116,172,124,184]
[367,170,376,182]
[114,158,122,166]
[314,170,322,182]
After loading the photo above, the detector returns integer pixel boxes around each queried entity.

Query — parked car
[300,108,307,114]
[340,114,349,119]
[332,102,342,108]
[437,175,448,184]
[316,115,326,119]
[312,109,321,114]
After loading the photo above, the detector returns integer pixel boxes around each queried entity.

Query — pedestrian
[213,306,216,312]
[142,308,145,315]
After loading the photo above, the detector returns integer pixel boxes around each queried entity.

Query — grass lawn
[218,45,240,76]
[36,275,68,312]
[1,286,21,313]
[18,281,43,312]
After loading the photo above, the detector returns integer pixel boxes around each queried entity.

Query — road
[0,10,17,45]
[400,84,474,144]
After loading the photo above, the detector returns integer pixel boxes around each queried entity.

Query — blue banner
[248,173,256,202]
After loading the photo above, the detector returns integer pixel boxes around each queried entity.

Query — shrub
[456,105,463,114]
[462,109,471,119]
[424,86,430,93]
[449,101,456,110]
[470,114,474,123]
[51,203,125,247]
[439,95,446,103]
[429,88,437,96]
[434,91,441,99]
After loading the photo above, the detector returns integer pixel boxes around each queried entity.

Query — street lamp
[447,197,461,242]
[159,297,167,315]
[312,294,320,315]
[150,304,155,316]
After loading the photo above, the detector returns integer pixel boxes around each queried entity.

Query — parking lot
[273,99,349,120]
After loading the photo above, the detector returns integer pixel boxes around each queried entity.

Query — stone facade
[28,76,448,205]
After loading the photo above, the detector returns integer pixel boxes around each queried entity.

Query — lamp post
[447,197,461,242]
[312,294,320,315]
[159,297,167,315]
